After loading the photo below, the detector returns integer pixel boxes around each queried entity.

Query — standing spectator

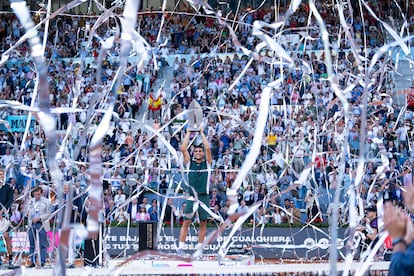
[211,167,224,193]
[114,188,126,208]
[243,185,254,206]
[254,205,268,225]
[386,158,401,188]
[76,147,88,162]
[76,164,89,191]
[278,168,294,191]
[402,165,413,187]
[136,206,150,222]
[114,207,129,223]
[62,182,83,268]
[0,169,14,267]
[26,186,50,267]
[270,205,283,225]
[0,148,14,167]
[9,203,21,225]
[148,199,159,221]
[176,202,187,225]
[252,185,262,204]
[282,198,301,224]
[140,197,151,211]
[105,199,116,224]
[110,169,122,191]
[381,180,396,203]
[291,140,305,174]
[127,197,139,223]
[125,167,138,196]
[236,199,250,214]
[272,147,285,173]
[220,199,231,220]
[163,198,177,225]
[357,205,379,255]
[209,203,222,224]
[304,190,323,223]
[186,24,196,47]
[348,125,360,155]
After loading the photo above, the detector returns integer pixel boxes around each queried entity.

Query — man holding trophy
[177,100,212,259]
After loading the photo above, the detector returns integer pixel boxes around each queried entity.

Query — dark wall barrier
[105,226,348,259]
[138,222,157,251]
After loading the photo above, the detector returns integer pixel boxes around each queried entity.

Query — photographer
[357,205,379,255]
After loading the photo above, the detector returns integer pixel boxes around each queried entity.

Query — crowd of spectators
[0,1,414,240]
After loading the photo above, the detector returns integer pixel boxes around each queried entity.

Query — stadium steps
[131,66,174,133]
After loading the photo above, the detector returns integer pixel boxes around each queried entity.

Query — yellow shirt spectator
[267,132,277,147]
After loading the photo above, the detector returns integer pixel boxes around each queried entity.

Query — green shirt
[187,160,210,195]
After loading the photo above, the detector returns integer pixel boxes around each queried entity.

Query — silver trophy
[187,100,203,132]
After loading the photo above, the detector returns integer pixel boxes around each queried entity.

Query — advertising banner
[7,115,36,132]
[105,226,348,259]
[5,227,348,259]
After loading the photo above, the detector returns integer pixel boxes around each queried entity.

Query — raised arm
[180,130,191,164]
[201,129,212,164]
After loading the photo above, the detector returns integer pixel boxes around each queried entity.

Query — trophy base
[188,128,200,132]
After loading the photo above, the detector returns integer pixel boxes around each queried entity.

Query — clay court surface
[0,257,390,275]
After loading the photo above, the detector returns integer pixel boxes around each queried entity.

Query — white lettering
[157,243,178,250]
[185,236,198,242]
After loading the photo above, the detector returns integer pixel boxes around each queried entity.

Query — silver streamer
[4,0,414,274]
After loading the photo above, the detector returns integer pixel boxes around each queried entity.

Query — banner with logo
[105,226,348,259]
[5,227,348,259]
[7,115,36,132]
